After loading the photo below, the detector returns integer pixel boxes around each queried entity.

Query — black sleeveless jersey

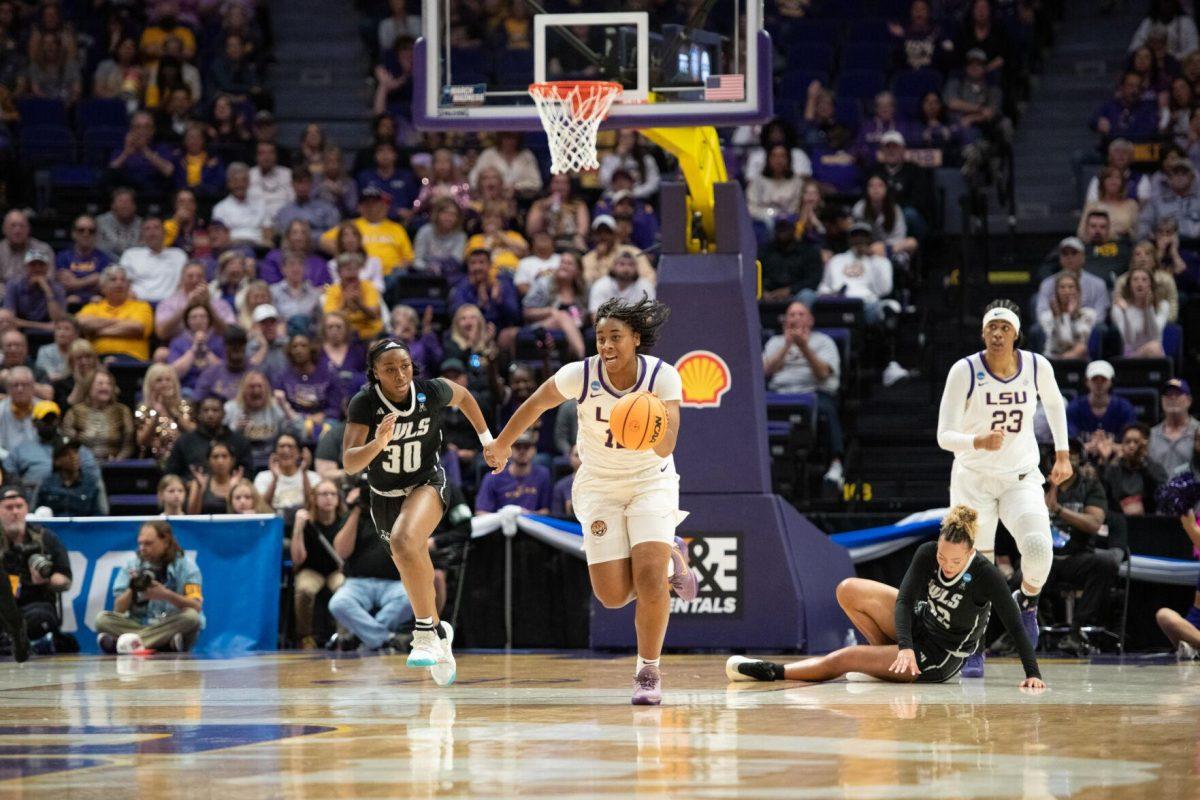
[894,541,1041,679]
[346,378,455,493]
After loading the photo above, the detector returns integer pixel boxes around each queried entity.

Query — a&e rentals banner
[39,514,283,655]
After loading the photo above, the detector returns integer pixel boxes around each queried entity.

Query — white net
[528,81,623,174]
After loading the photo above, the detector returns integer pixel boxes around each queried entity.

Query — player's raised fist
[974,430,1005,451]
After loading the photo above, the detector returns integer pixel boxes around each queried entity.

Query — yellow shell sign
[675,350,732,408]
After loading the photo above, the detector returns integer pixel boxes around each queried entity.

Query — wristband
[479,431,494,447]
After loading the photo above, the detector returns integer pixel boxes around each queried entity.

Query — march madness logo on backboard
[672,533,741,616]
[675,351,731,408]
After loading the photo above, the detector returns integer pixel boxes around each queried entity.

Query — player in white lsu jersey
[936,300,1072,677]
[484,297,699,706]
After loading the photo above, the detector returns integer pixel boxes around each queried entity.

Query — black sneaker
[725,656,781,682]
[96,633,117,655]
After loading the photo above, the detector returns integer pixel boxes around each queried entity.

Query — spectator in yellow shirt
[318,186,412,276]
[139,3,197,61]
[322,253,384,341]
[464,202,529,277]
[76,266,155,361]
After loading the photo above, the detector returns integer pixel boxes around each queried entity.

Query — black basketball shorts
[368,468,448,542]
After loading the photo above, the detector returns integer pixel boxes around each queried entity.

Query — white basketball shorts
[949,461,1050,553]
[572,465,689,565]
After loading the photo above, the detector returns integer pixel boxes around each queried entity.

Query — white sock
[415,616,436,631]
[636,656,660,674]
[666,558,677,578]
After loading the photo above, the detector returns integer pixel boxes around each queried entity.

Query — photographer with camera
[94,520,204,653]
[326,478,412,651]
[0,486,72,656]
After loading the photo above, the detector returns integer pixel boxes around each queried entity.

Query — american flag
[704,74,745,101]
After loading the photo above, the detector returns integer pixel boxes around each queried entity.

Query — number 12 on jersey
[382,441,421,473]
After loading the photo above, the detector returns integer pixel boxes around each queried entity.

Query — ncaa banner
[40,515,283,655]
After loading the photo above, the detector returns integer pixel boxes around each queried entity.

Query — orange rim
[528,80,623,117]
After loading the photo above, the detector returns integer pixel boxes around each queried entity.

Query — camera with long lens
[3,542,51,579]
[128,568,157,594]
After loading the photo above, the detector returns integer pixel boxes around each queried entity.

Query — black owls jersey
[894,541,1041,679]
[347,378,455,494]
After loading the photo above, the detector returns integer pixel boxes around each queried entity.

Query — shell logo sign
[675,350,732,408]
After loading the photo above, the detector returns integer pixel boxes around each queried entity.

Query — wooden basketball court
[0,652,1196,798]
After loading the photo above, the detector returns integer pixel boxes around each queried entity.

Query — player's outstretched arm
[651,400,681,458]
[487,377,568,473]
[1034,353,1072,485]
[442,377,493,441]
[984,564,1046,689]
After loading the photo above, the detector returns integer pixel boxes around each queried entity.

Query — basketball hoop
[528,81,624,174]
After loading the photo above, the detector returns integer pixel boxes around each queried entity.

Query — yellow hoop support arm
[639,126,727,253]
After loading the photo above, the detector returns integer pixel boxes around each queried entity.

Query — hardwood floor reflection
[0,653,1196,798]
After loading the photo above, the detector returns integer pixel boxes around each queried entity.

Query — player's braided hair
[982,298,1026,349]
[594,296,671,352]
[941,505,978,547]
[366,338,412,386]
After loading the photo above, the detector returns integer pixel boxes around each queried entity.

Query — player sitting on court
[726,505,1046,688]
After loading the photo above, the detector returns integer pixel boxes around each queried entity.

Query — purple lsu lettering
[985,391,1027,406]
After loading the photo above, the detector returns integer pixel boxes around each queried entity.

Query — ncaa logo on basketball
[675,351,732,408]
[590,520,607,538]
[672,533,741,616]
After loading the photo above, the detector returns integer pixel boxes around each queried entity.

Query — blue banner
[40,515,283,655]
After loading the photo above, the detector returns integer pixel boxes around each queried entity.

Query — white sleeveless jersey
[946,349,1052,476]
[552,354,683,479]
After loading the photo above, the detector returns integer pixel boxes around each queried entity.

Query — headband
[371,340,408,361]
[981,307,1020,336]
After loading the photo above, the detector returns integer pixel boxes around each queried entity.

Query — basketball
[609,391,668,451]
[116,633,144,655]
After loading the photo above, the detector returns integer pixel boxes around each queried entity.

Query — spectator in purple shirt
[167,302,226,392]
[854,92,914,165]
[474,431,552,515]
[271,333,341,437]
[315,311,368,399]
[390,304,442,378]
[811,126,864,197]
[258,219,331,286]
[356,141,417,223]
[55,215,110,309]
[107,111,176,197]
[193,325,250,403]
[1091,72,1161,143]
[1067,360,1137,440]
[7,251,67,333]
[449,249,522,350]
[551,444,580,518]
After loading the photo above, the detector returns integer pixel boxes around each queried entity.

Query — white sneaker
[882,361,910,388]
[823,460,844,488]
[408,629,440,668]
[430,621,457,686]
[1177,641,1198,660]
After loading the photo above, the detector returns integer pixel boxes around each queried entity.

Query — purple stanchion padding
[588,182,854,652]
[412,31,774,132]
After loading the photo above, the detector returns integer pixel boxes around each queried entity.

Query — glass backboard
[416,0,771,131]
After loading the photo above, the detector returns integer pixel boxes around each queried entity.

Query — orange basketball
[609,391,668,451]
